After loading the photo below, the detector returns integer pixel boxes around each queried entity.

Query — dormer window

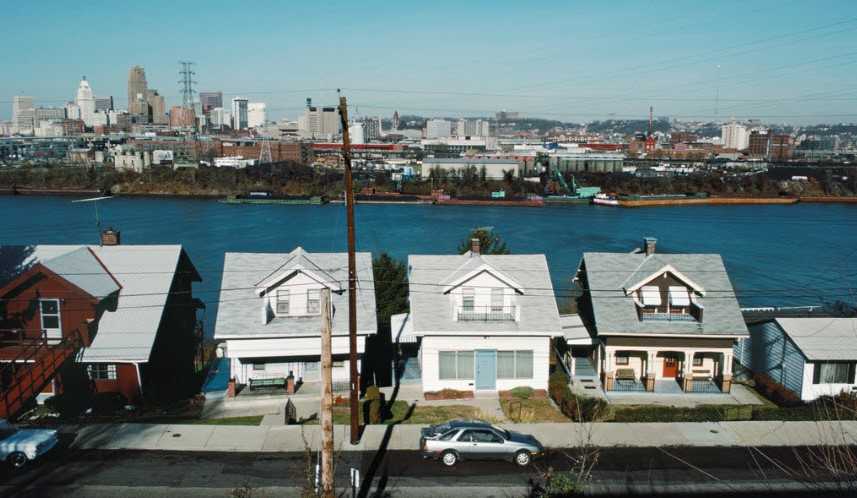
[668,286,690,307]
[640,286,661,306]
[307,289,321,314]
[276,290,290,315]
[462,287,475,311]
[490,288,504,312]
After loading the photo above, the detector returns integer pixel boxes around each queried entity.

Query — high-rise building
[247,102,267,128]
[199,92,223,114]
[748,129,771,157]
[297,98,340,139]
[349,122,365,144]
[169,106,196,129]
[455,119,491,138]
[76,77,96,127]
[209,107,226,128]
[34,107,66,124]
[392,110,400,130]
[12,96,34,134]
[94,96,113,112]
[426,118,452,139]
[362,117,381,142]
[146,90,167,124]
[128,66,148,117]
[721,121,750,150]
[770,134,793,161]
[231,97,249,130]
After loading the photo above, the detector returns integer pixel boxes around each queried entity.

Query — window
[640,286,661,306]
[462,429,502,443]
[439,430,459,441]
[615,355,629,366]
[497,350,534,379]
[813,362,855,384]
[693,356,703,367]
[307,289,320,314]
[87,363,117,380]
[461,288,475,311]
[253,363,266,371]
[669,286,691,306]
[276,290,290,314]
[490,288,504,312]
[438,351,474,380]
[39,299,61,331]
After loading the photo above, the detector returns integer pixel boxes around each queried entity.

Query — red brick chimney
[101,228,121,246]
[471,238,480,255]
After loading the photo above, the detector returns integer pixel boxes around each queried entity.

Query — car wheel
[8,451,28,470]
[441,450,458,467]
[514,450,531,467]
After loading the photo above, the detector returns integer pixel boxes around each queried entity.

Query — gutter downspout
[134,362,144,399]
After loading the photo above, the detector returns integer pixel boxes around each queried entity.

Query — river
[2,195,856,335]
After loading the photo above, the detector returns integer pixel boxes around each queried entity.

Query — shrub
[547,370,608,422]
[753,372,801,406]
[424,389,473,400]
[509,386,534,400]
[364,385,383,424]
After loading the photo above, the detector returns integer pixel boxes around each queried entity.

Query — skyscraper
[247,102,267,128]
[199,91,223,114]
[231,97,248,130]
[392,110,400,130]
[76,77,96,127]
[128,66,148,117]
[12,96,34,134]
[146,90,167,124]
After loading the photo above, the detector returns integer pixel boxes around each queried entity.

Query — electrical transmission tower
[178,61,197,109]
[259,140,273,164]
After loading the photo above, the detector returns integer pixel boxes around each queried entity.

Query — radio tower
[178,61,197,109]
[645,105,656,154]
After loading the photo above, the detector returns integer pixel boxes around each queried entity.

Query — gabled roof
[254,247,343,295]
[407,253,561,336]
[774,318,857,361]
[439,254,523,294]
[40,247,121,299]
[581,251,748,337]
[623,263,705,296]
[215,250,377,339]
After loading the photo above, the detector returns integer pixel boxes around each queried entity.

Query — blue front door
[475,350,497,390]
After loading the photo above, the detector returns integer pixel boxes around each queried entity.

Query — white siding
[265,272,325,318]
[420,335,549,393]
[800,362,857,401]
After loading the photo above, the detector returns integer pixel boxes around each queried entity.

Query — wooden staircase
[0,328,86,419]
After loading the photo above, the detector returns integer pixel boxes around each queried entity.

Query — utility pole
[337,92,360,445]
[320,288,334,498]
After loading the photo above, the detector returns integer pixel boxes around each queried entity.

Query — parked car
[420,420,544,467]
[0,419,59,469]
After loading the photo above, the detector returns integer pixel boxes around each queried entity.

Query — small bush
[364,385,383,424]
[509,386,534,400]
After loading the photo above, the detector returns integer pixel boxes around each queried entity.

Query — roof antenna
[72,195,114,244]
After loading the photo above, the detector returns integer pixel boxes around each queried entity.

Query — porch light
[668,286,690,306]
[640,286,661,306]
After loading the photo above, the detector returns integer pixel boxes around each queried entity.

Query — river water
[2,195,856,334]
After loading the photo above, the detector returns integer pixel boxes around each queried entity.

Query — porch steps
[572,356,600,390]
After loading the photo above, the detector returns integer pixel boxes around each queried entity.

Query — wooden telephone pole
[337,92,361,445]
[320,288,334,497]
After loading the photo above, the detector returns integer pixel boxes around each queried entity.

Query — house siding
[420,335,550,393]
[736,321,804,396]
[92,363,141,403]
[800,363,857,401]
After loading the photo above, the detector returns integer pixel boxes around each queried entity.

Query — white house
[737,318,857,401]
[214,248,377,386]
[392,240,562,395]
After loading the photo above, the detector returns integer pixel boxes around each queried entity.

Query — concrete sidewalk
[66,420,857,453]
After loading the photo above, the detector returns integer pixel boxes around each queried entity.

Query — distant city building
[247,102,267,128]
[35,121,65,138]
[199,91,223,114]
[169,106,196,129]
[12,96,35,134]
[721,121,750,150]
[455,119,490,138]
[297,98,339,139]
[362,117,381,141]
[128,66,149,117]
[392,110,400,130]
[770,133,793,161]
[146,90,167,125]
[425,118,452,139]
[349,122,365,144]
[421,158,520,180]
[748,129,770,157]
[495,110,520,120]
[75,77,96,127]
[34,107,66,129]
[210,107,227,128]
[231,97,249,130]
[94,96,113,112]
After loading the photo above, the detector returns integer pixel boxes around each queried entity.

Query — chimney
[471,238,481,256]
[101,228,121,246]
[643,237,657,256]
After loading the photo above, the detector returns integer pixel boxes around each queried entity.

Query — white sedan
[0,419,59,469]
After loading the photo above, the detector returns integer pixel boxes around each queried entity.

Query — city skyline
[3,1,857,124]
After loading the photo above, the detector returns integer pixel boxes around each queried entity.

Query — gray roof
[582,252,748,337]
[407,253,561,335]
[776,318,857,361]
[214,249,377,339]
[560,314,594,344]
[23,245,190,362]
[40,247,120,299]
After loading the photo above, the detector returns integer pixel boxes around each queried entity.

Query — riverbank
[619,196,800,208]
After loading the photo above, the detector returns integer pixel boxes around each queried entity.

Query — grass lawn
[327,400,493,425]
[501,398,571,423]
[186,415,265,426]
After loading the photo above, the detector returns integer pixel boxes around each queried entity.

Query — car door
[455,429,481,459]
[460,429,505,460]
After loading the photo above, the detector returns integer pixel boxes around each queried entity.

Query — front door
[662,356,678,378]
[474,350,497,390]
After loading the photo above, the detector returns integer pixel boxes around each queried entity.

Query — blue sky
[4,0,857,124]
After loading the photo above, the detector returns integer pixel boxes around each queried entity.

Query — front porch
[602,346,734,394]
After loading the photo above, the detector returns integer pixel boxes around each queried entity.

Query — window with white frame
[813,362,855,384]
[87,363,117,380]
[461,288,475,311]
[490,288,504,312]
[497,350,534,379]
[39,299,61,332]
[253,363,266,371]
[276,289,290,315]
[438,351,474,380]
[307,289,321,314]
[640,286,661,306]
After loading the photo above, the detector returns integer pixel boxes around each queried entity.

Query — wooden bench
[249,377,286,390]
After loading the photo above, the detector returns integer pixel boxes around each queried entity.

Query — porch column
[569,355,576,379]
[602,348,615,391]
[644,351,656,392]
[682,350,695,392]
[721,351,733,393]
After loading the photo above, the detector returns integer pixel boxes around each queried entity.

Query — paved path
[65,419,857,453]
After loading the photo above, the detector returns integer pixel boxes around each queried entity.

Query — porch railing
[639,310,697,322]
[456,305,517,322]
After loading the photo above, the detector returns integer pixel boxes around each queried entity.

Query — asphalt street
[3,444,857,497]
